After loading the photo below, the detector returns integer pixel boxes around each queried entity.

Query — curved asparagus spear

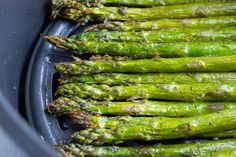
[47,96,236,117]
[85,16,236,32]
[58,83,236,101]
[55,55,236,75]
[44,36,236,58]
[58,2,236,23]
[59,73,236,85]
[72,108,236,145]
[57,139,236,157]
[74,27,236,43]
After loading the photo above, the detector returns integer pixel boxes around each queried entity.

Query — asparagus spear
[55,55,236,75]
[85,16,236,32]
[47,96,236,117]
[53,0,230,8]
[44,36,236,58]
[59,73,236,85]
[57,139,236,157]
[86,0,235,7]
[72,108,236,145]
[57,2,236,23]
[74,27,236,43]
[58,83,236,101]
[70,108,236,128]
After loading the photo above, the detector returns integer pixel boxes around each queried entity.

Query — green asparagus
[70,108,236,129]
[72,108,236,145]
[58,2,236,23]
[74,27,236,43]
[55,55,236,75]
[85,16,236,32]
[58,83,236,101]
[59,73,236,85]
[47,96,236,117]
[53,0,231,8]
[44,36,236,58]
[56,139,236,157]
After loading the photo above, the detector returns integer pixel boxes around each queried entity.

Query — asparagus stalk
[57,139,236,157]
[55,55,236,75]
[59,73,236,85]
[44,36,236,58]
[57,2,236,23]
[58,83,236,101]
[47,96,236,117]
[53,0,230,8]
[85,16,236,32]
[74,27,236,43]
[70,108,236,128]
[72,108,236,145]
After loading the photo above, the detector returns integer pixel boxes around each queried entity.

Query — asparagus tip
[56,144,84,157]
[51,0,69,19]
[72,129,102,145]
[55,145,73,157]
[45,97,71,115]
[70,111,94,128]
[51,0,83,19]
[44,36,71,50]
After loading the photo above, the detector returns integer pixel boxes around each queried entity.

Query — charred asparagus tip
[51,0,84,19]
[44,36,71,50]
[70,111,93,128]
